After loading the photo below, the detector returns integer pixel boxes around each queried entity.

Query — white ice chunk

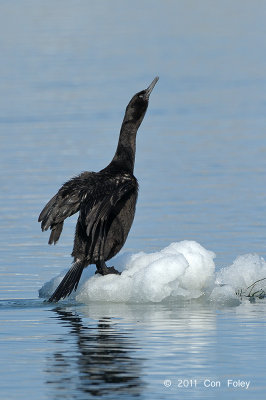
[212,253,266,300]
[39,242,266,305]
[76,240,215,303]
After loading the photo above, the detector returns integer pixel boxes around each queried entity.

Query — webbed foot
[95,262,121,276]
[105,266,121,275]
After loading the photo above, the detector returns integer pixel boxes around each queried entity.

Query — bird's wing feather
[38,172,92,244]
[39,172,137,246]
[84,174,138,239]
[82,173,137,260]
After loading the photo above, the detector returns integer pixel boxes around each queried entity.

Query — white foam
[39,241,266,305]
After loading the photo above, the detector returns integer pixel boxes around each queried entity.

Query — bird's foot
[105,266,121,275]
[95,264,121,276]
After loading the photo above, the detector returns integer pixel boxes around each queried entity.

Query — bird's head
[123,76,159,126]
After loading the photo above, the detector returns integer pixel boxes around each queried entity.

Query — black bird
[39,77,159,302]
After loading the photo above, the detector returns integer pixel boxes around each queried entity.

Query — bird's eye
[138,94,144,99]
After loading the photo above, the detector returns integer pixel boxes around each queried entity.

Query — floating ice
[39,241,215,303]
[211,253,266,301]
[77,241,215,303]
[209,284,239,305]
[216,253,266,289]
[39,241,266,305]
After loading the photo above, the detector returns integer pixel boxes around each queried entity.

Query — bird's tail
[48,260,85,302]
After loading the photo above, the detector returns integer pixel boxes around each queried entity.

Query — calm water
[1,1,266,399]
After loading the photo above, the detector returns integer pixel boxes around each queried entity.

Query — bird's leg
[96,260,121,275]
[95,222,121,275]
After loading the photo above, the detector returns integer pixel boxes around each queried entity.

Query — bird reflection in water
[45,307,145,398]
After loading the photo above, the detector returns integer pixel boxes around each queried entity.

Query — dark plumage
[39,77,159,302]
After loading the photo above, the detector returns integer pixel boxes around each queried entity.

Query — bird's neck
[110,121,138,173]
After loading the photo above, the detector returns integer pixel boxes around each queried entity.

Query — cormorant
[39,77,159,302]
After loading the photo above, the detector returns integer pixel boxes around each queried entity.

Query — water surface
[1,1,266,399]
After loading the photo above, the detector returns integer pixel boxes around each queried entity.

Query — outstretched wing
[38,172,92,244]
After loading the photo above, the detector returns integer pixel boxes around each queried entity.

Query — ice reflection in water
[45,303,218,399]
[1,299,266,399]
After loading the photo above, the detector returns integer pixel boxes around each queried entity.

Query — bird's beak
[144,76,159,99]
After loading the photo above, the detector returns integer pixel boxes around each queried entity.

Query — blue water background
[1,1,266,399]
